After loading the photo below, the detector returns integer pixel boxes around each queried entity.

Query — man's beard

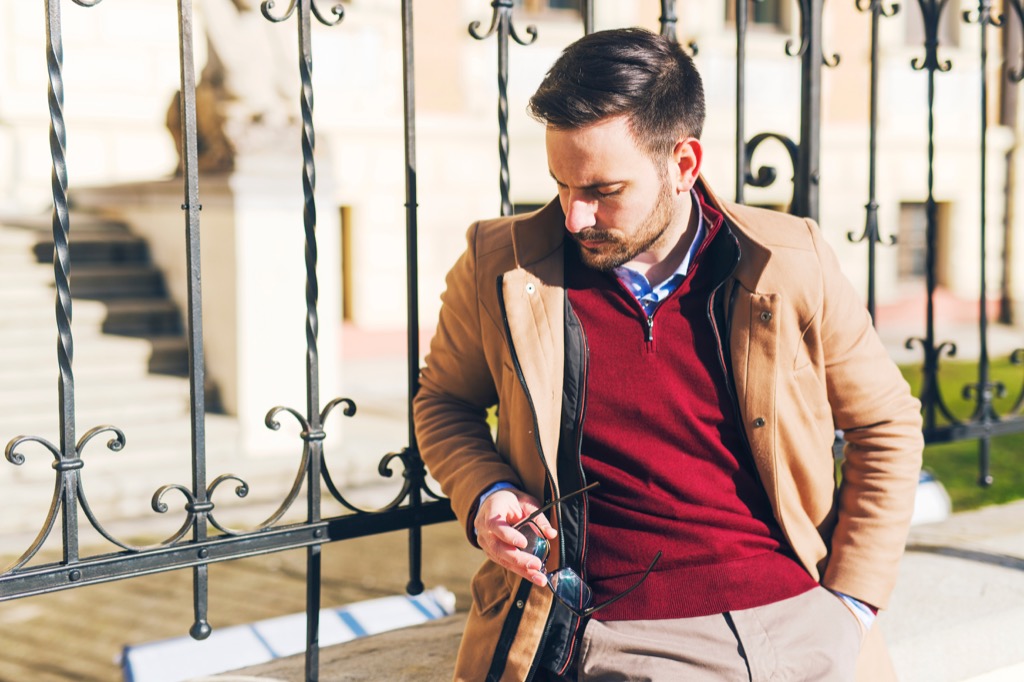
[571,179,677,273]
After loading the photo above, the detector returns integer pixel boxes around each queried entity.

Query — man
[414,27,923,682]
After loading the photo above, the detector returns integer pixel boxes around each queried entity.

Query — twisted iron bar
[470,0,537,217]
[786,0,840,67]
[23,0,111,569]
[659,0,699,55]
[849,0,901,321]
[259,4,348,674]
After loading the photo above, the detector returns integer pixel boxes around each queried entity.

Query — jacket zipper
[706,237,758,464]
[495,276,558,682]
[554,308,591,677]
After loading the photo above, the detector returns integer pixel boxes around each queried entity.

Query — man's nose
[564,196,597,234]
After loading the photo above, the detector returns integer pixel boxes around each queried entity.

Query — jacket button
[753,417,766,427]
[760,311,772,322]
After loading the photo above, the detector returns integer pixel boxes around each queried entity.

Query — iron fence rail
[2,1,1024,681]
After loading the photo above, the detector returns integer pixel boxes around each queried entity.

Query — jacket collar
[510,199,565,269]
[696,176,772,293]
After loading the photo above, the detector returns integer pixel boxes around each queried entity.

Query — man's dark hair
[528,27,705,157]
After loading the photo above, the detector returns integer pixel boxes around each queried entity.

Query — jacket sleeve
[811,220,924,609]
[413,223,523,544]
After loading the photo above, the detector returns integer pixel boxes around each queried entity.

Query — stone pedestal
[73,149,342,458]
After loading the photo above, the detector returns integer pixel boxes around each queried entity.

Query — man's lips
[573,233,614,250]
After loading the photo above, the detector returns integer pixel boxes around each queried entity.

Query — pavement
[209,499,1024,682]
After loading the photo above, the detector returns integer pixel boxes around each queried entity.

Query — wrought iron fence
[1,1,1023,680]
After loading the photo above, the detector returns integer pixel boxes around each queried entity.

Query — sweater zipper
[613,278,657,344]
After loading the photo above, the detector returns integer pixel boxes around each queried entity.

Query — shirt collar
[613,187,706,290]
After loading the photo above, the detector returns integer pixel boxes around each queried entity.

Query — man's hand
[475,488,558,587]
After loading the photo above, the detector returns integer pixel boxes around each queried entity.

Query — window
[724,0,787,30]
[515,0,581,15]
[898,202,948,284]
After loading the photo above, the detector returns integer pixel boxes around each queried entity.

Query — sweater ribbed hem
[589,551,817,621]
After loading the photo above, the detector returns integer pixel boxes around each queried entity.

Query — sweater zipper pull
[645,315,654,342]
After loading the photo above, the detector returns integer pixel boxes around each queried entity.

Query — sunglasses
[514,482,662,618]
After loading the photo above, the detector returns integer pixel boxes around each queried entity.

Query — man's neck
[624,192,701,286]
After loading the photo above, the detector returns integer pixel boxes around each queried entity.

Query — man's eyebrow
[548,170,625,190]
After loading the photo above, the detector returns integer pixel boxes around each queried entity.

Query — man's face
[546,116,689,273]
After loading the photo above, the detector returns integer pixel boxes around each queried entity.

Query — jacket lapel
[500,201,567,483]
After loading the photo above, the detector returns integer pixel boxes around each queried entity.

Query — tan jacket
[414,180,923,681]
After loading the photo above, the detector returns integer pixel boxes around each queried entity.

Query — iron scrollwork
[743,132,801,208]
[261,0,345,25]
[855,0,900,17]
[1010,349,1024,415]
[3,426,124,574]
[911,0,953,73]
[786,0,840,67]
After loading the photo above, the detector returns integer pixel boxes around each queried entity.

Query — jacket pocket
[471,559,515,615]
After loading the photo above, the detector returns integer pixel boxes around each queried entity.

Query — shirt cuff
[472,482,518,536]
[830,590,878,630]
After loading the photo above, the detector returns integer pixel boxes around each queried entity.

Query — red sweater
[565,205,815,621]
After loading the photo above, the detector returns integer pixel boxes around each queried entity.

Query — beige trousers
[575,587,864,682]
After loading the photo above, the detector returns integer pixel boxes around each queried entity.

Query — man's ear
[670,137,702,194]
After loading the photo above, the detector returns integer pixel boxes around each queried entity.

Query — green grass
[898,359,1024,511]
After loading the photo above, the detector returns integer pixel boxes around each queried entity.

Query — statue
[167,0,298,174]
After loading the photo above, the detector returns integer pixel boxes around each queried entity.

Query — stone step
[0,413,241,465]
[0,356,158,385]
[0,211,132,235]
[0,299,109,330]
[0,266,56,288]
[101,298,182,336]
[0,333,188,375]
[0,373,193,410]
[64,264,167,299]
[32,232,149,265]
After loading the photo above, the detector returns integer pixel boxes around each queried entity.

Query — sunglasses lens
[548,568,593,611]
[519,521,549,560]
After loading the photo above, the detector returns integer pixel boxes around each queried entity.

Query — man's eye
[598,188,623,198]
